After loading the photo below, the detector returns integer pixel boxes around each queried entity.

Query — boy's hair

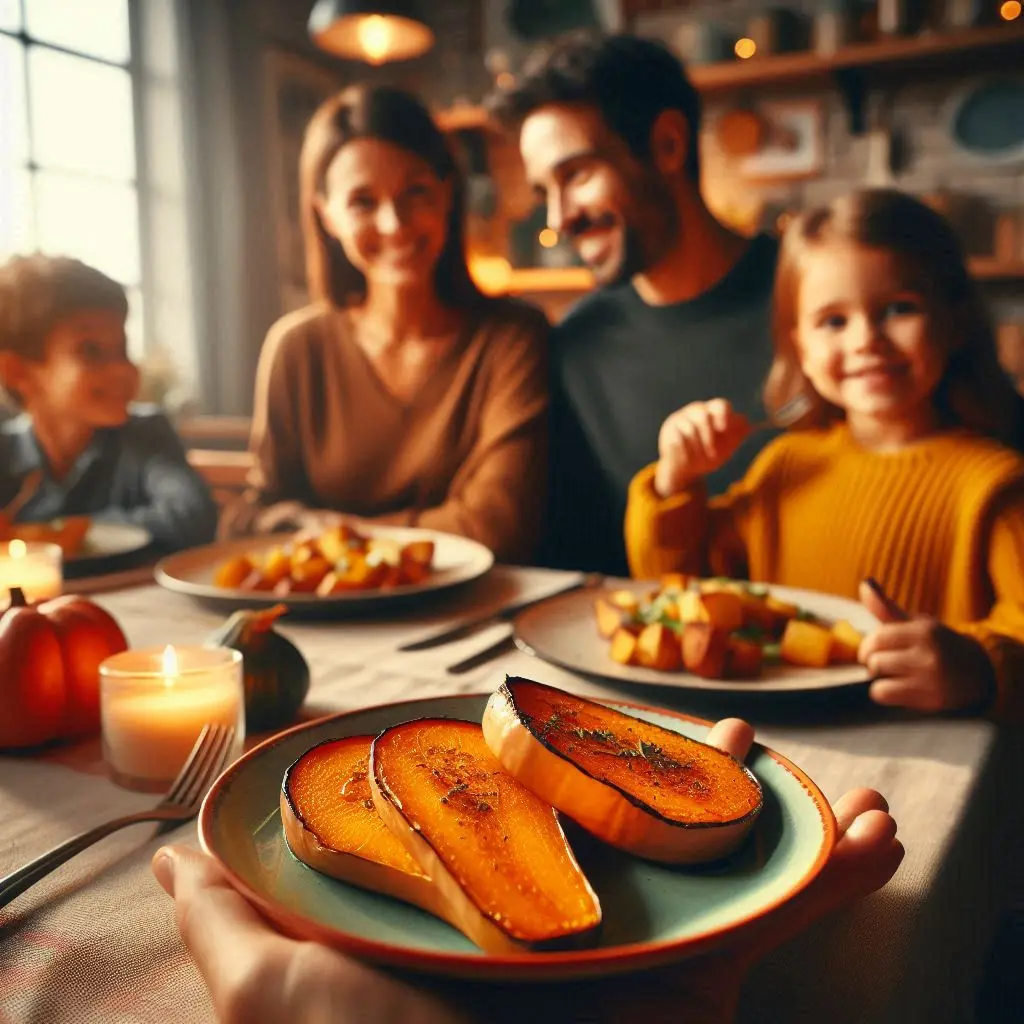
[487,31,702,183]
[0,253,128,360]
[766,188,1024,452]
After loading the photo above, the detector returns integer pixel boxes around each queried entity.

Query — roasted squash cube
[681,623,729,678]
[401,540,435,567]
[635,623,682,672]
[678,589,709,624]
[609,628,639,665]
[595,598,627,639]
[726,637,764,679]
[214,555,255,590]
[830,620,864,664]
[700,591,745,632]
[780,620,833,668]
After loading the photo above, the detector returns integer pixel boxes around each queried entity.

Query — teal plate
[199,693,836,981]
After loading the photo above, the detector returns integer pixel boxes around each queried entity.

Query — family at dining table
[1,26,1022,1019]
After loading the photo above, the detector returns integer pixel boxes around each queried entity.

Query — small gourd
[208,605,310,732]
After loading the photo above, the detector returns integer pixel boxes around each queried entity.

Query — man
[488,33,779,576]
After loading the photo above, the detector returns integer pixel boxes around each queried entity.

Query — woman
[230,85,548,563]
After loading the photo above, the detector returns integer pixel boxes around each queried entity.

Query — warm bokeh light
[8,540,27,559]
[734,37,757,59]
[357,15,393,64]
[496,71,515,89]
[1000,1,1021,20]
[468,255,512,296]
[538,227,558,248]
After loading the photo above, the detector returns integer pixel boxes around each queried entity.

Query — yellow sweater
[626,425,1024,721]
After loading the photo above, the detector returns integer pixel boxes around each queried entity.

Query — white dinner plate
[514,580,877,694]
[155,526,494,615]
[70,522,152,563]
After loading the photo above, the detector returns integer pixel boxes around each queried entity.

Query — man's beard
[603,191,679,287]
[602,223,648,287]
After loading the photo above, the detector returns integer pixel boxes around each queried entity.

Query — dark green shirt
[542,233,779,576]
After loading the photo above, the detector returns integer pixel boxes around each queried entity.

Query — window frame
[0,0,152,353]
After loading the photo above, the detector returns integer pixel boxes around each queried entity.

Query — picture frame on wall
[739,99,825,182]
[263,49,345,314]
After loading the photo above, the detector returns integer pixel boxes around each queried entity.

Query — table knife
[398,572,601,652]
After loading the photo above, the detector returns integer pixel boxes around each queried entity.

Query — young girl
[625,189,1024,721]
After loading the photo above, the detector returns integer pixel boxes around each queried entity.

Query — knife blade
[398,572,602,652]
[446,634,518,675]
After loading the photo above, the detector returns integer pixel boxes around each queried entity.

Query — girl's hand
[857,579,995,712]
[654,399,752,498]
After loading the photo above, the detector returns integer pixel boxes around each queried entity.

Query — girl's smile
[794,241,952,449]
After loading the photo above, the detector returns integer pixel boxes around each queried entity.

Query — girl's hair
[0,253,127,359]
[766,188,1024,451]
[299,83,481,309]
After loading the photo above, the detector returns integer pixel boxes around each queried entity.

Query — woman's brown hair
[299,83,481,309]
[766,188,1024,451]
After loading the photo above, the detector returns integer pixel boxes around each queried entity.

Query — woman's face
[318,138,451,291]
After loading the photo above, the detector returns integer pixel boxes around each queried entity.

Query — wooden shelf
[506,267,594,293]
[492,259,1023,296]
[438,24,1024,132]
[969,259,1024,282]
[689,22,1024,93]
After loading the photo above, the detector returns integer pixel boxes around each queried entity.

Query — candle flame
[162,644,179,686]
[8,539,27,559]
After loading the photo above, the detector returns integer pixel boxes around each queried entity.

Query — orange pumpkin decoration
[0,588,128,749]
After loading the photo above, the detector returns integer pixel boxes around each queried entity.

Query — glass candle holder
[0,540,63,605]
[100,645,245,792]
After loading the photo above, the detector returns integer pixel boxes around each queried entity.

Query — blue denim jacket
[0,405,218,551]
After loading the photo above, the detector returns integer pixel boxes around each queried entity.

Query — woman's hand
[654,399,752,498]
[858,578,995,712]
[252,502,347,537]
[153,716,902,1024]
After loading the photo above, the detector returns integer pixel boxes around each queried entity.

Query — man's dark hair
[488,32,702,182]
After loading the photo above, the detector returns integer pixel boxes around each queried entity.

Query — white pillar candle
[100,645,245,791]
[0,540,63,605]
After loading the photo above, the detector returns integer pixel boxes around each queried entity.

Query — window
[0,0,145,354]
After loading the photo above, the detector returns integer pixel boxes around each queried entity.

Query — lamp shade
[308,1,434,65]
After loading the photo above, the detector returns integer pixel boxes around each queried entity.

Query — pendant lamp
[308,1,434,65]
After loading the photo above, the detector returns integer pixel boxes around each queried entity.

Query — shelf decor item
[947,76,1024,165]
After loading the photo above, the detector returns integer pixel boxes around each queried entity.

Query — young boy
[0,254,218,551]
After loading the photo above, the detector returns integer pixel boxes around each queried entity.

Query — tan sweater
[238,298,549,563]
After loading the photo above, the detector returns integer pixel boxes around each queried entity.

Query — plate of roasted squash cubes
[514,576,878,694]
[155,523,493,614]
[199,678,835,980]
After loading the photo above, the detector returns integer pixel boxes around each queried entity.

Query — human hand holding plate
[152,719,902,1024]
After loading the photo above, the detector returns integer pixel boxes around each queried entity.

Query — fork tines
[164,723,236,810]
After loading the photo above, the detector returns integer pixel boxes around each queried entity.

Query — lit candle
[100,645,245,791]
[0,540,63,605]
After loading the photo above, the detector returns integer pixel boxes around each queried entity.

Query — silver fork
[0,723,235,909]
[752,392,813,432]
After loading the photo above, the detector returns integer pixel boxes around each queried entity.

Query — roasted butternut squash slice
[281,737,445,919]
[483,679,763,864]
[369,718,601,954]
